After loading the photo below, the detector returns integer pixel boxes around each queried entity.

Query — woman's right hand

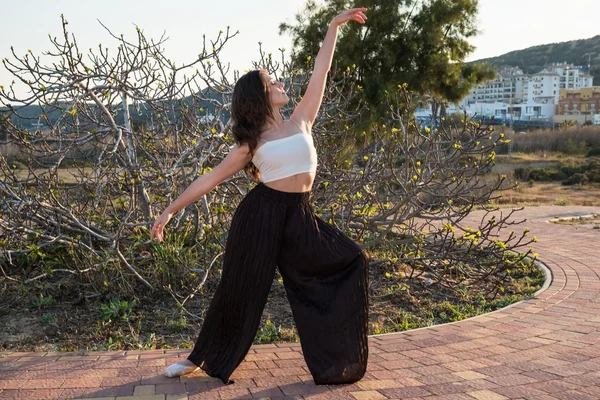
[331,7,367,28]
[151,211,173,243]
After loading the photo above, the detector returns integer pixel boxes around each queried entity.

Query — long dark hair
[230,69,278,181]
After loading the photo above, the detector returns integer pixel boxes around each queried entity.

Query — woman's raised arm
[291,7,367,128]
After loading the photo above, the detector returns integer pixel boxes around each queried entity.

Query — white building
[524,70,560,104]
[464,63,595,107]
[464,66,528,105]
[463,101,555,121]
[546,63,594,90]
[524,63,595,103]
[457,62,596,124]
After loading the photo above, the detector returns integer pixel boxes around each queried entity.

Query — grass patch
[368,254,544,335]
[513,160,600,186]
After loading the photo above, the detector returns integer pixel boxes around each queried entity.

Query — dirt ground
[493,182,600,207]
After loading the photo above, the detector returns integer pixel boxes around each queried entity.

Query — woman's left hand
[331,7,368,27]
[150,210,172,243]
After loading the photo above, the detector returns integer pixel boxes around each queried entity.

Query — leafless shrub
[0,17,534,308]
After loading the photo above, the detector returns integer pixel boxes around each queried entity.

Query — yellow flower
[496,241,506,249]
[443,223,455,233]
[463,233,477,242]
[385,272,392,279]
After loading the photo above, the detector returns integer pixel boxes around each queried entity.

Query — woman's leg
[175,187,288,384]
[278,208,369,385]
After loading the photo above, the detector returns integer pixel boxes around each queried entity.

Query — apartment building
[546,63,595,89]
[464,66,527,105]
[464,63,594,106]
[552,86,600,124]
[523,70,560,104]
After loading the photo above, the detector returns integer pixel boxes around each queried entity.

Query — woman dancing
[151,7,369,385]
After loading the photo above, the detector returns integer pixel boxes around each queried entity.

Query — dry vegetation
[508,126,600,154]
[488,138,600,207]
[0,19,551,352]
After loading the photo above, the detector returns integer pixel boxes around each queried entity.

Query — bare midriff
[264,172,315,193]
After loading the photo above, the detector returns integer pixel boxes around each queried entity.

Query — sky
[466,0,599,62]
[1,0,599,101]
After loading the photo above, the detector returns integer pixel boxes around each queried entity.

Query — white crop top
[252,123,318,183]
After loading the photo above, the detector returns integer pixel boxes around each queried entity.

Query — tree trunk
[122,92,152,219]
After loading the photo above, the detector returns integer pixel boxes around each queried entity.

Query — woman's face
[261,72,289,108]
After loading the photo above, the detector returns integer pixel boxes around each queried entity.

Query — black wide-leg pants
[187,183,369,385]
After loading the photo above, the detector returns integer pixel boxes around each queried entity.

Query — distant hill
[471,35,600,85]
[0,87,229,130]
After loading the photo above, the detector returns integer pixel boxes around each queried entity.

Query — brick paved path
[1,206,599,400]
